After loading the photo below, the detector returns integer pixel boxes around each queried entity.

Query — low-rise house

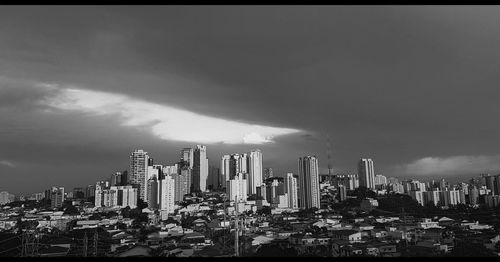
[418,218,441,229]
[329,230,362,243]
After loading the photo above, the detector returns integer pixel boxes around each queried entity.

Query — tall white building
[374,174,387,186]
[159,175,176,214]
[95,185,138,209]
[227,173,248,203]
[285,173,299,209]
[298,156,320,209]
[193,145,208,192]
[221,155,231,183]
[358,158,375,190]
[247,149,263,195]
[129,149,149,201]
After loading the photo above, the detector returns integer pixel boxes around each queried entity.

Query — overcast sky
[2,6,500,195]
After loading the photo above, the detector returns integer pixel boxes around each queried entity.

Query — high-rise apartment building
[285,173,299,208]
[181,148,194,168]
[111,171,124,186]
[172,166,192,202]
[247,150,263,195]
[358,158,375,190]
[338,185,347,202]
[221,155,231,183]
[264,168,274,180]
[159,175,176,214]
[193,145,208,192]
[207,166,221,191]
[468,186,479,205]
[298,156,320,209]
[129,149,149,201]
[147,176,159,209]
[95,184,138,208]
[227,173,248,203]
[51,187,65,208]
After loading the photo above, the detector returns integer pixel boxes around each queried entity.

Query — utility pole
[234,196,239,257]
[21,223,37,257]
[93,230,98,257]
[83,232,88,257]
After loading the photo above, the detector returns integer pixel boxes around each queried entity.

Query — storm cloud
[1,6,500,194]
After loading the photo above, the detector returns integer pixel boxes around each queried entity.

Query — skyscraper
[172,166,192,202]
[221,155,231,183]
[159,174,175,215]
[193,145,208,192]
[147,176,159,209]
[264,168,273,180]
[298,156,320,209]
[129,149,149,200]
[111,171,123,186]
[227,173,248,203]
[358,158,375,190]
[51,187,65,208]
[181,148,194,168]
[247,149,263,195]
[207,165,221,191]
[285,173,299,209]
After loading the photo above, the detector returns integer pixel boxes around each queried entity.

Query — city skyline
[3,6,500,195]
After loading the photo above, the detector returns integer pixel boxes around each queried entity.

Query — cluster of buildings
[90,147,323,219]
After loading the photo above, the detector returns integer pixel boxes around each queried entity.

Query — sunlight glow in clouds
[0,160,16,168]
[399,155,500,176]
[39,85,301,144]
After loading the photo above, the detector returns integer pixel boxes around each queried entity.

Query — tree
[137,199,148,209]
[63,204,80,215]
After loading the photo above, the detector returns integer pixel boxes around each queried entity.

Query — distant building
[0,191,15,205]
[129,149,149,201]
[193,145,208,192]
[247,150,263,195]
[358,158,375,190]
[207,165,220,191]
[72,187,85,199]
[264,168,274,180]
[298,156,320,209]
[95,183,138,208]
[264,176,285,205]
[374,174,387,187]
[159,175,175,214]
[173,166,192,202]
[111,171,124,186]
[285,173,299,208]
[338,185,347,202]
[220,155,231,183]
[181,148,194,168]
[85,185,95,198]
[424,190,440,206]
[409,190,424,206]
[51,187,65,208]
[147,176,159,209]
[227,173,247,203]
[468,186,479,205]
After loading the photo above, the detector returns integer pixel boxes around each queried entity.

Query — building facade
[298,156,320,209]
[358,158,375,190]
[129,149,149,201]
